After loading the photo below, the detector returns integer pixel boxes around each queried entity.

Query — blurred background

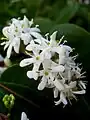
[0,0,90,120]
[0,0,89,33]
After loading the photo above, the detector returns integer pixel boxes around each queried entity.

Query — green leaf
[50,24,90,70]
[23,0,42,17]
[0,64,54,119]
[0,65,53,107]
[34,17,55,34]
[55,1,79,24]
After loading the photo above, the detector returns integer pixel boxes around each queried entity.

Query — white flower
[19,31,86,106]
[54,81,86,106]
[21,112,29,120]
[37,60,65,90]
[20,46,47,80]
[1,16,42,58]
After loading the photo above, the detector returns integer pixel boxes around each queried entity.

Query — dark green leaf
[34,17,55,34]
[55,2,79,24]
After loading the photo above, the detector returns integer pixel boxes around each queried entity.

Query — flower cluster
[1,16,42,58]
[20,31,86,106]
[0,16,87,106]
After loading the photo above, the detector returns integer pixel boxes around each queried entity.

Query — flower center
[36,56,40,60]
[22,24,24,28]
[44,71,49,76]
[15,27,18,32]
[56,40,59,43]
[47,42,50,45]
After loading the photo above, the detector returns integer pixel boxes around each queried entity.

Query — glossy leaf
[55,1,79,24]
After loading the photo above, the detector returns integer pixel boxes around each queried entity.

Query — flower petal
[33,63,40,71]
[30,32,42,39]
[50,31,57,46]
[4,42,10,50]
[21,33,32,45]
[69,81,77,88]
[13,37,20,53]
[38,76,47,90]
[30,28,40,32]
[1,42,6,46]
[23,15,29,28]
[34,39,42,44]
[79,81,86,89]
[21,112,27,120]
[53,79,65,91]
[51,65,65,72]
[55,92,67,106]
[60,92,67,105]
[7,44,13,58]
[54,87,58,98]
[20,58,33,67]
[27,71,38,80]
[2,27,10,38]
[72,90,86,94]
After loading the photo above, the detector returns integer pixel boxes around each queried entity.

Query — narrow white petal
[50,31,57,46]
[54,88,58,98]
[55,99,62,106]
[26,40,43,51]
[21,112,27,120]
[34,39,42,44]
[55,92,67,106]
[51,65,65,72]
[79,81,86,89]
[27,71,38,80]
[23,15,29,28]
[26,40,35,51]
[7,44,13,58]
[59,56,66,65]
[21,33,31,45]
[44,51,51,59]
[53,79,64,91]
[72,90,86,94]
[30,28,40,32]
[2,27,10,38]
[29,18,34,27]
[4,42,10,50]
[68,70,71,81]
[20,58,33,67]
[13,37,20,53]
[69,81,77,88]
[30,32,42,39]
[62,45,72,52]
[38,76,47,90]
[60,92,67,105]
[1,42,6,46]
[42,59,51,69]
[33,63,40,71]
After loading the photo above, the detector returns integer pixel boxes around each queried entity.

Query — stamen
[35,25,39,28]
[45,33,49,39]
[72,54,78,59]
[81,71,86,76]
[58,35,64,45]
[62,40,67,45]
